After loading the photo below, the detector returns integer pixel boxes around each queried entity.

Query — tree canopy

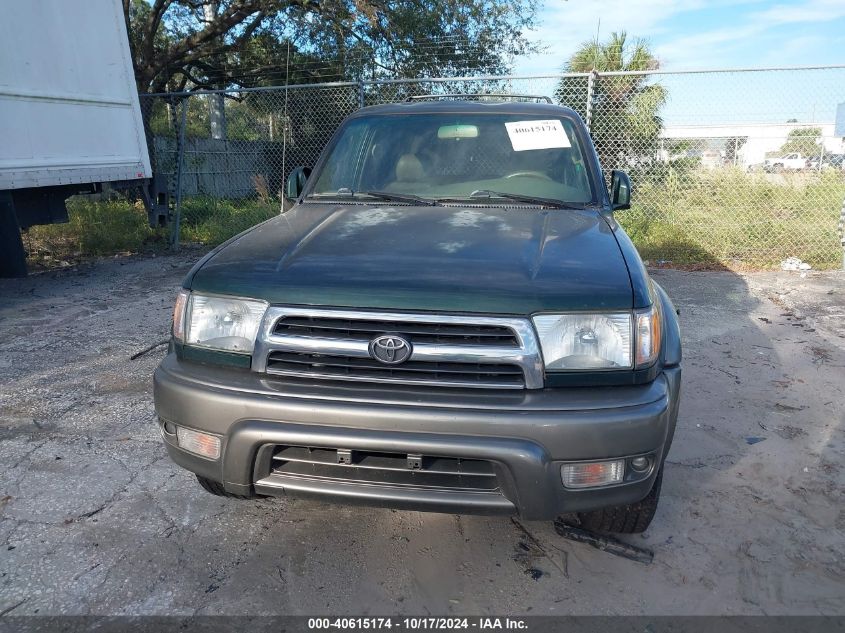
[125,0,539,94]
[778,127,822,157]
[555,31,667,172]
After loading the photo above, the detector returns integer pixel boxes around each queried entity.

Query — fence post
[839,194,845,270]
[585,70,598,132]
[171,96,188,250]
[358,81,365,109]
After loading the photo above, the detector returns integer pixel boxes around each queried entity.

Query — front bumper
[153,354,680,520]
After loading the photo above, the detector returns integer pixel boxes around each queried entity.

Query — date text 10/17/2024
[307,618,529,630]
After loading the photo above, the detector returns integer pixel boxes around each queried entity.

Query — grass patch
[23,196,279,269]
[24,197,167,269]
[22,169,845,271]
[620,168,845,269]
[178,197,279,245]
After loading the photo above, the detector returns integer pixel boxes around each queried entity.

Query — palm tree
[556,32,666,172]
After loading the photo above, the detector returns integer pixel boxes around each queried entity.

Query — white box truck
[0,0,162,277]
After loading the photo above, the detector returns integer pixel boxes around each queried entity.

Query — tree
[778,127,822,157]
[125,0,538,94]
[554,32,667,173]
[724,136,747,165]
[128,0,537,176]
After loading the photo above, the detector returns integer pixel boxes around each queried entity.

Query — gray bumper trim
[226,419,543,514]
[154,356,680,519]
[255,474,516,515]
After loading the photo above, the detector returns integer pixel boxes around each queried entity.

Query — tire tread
[196,475,251,499]
[576,469,663,534]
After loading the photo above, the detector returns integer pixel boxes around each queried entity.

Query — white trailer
[0,0,159,276]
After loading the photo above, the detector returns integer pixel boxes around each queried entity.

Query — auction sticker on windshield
[505,119,571,152]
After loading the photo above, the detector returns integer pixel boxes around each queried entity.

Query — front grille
[270,446,499,491]
[274,316,519,347]
[253,308,544,389]
[267,351,526,388]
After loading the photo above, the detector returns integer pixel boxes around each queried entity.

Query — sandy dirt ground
[0,252,843,616]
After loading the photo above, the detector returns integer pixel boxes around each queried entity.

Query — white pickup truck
[764,153,808,172]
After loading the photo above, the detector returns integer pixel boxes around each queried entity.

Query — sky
[513,0,845,74]
[510,0,845,128]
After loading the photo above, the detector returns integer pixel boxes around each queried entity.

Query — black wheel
[576,468,663,534]
[196,475,252,499]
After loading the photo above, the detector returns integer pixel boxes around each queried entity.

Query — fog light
[630,456,650,472]
[561,460,624,488]
[176,427,221,459]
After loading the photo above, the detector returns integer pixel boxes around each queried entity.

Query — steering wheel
[504,171,554,181]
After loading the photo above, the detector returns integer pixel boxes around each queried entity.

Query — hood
[188,204,635,314]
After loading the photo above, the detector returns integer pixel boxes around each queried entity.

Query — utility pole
[204,0,227,141]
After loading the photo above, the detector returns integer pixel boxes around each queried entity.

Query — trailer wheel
[0,192,27,278]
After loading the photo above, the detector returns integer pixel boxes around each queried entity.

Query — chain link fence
[140,66,845,268]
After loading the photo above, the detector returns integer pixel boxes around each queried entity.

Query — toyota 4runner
[153,97,681,533]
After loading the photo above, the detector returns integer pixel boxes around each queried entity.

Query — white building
[661,122,844,168]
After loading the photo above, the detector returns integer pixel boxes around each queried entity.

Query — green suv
[154,97,681,533]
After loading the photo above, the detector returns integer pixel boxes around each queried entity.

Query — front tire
[576,468,663,534]
[196,475,252,499]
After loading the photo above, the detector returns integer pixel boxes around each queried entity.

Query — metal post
[171,97,188,250]
[358,81,365,110]
[281,42,290,201]
[839,194,845,270]
[585,70,598,132]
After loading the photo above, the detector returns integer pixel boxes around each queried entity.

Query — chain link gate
[140,65,845,268]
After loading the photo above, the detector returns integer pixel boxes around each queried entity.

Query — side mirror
[285,166,311,201]
[610,170,632,211]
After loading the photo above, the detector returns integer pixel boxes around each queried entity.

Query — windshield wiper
[438,190,588,210]
[357,190,436,206]
[307,189,436,206]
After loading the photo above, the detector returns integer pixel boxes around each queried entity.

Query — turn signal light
[176,427,221,459]
[561,460,624,488]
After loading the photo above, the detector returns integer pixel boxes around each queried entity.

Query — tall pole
[204,1,226,141]
[281,41,290,210]
[585,70,597,133]
[171,98,188,249]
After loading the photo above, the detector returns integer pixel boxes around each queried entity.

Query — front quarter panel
[655,282,681,367]
[604,216,652,309]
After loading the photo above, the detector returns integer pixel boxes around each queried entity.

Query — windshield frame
[300,108,605,208]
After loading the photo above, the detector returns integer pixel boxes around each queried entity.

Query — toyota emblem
[369,334,412,365]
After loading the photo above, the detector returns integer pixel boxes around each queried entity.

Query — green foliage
[178,197,279,244]
[555,32,666,171]
[127,0,539,94]
[778,127,823,157]
[620,168,845,268]
[23,198,166,268]
[24,172,845,271]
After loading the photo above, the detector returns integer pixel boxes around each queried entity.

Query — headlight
[172,291,267,354]
[533,313,632,370]
[533,306,661,371]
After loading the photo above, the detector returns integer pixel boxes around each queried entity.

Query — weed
[23,169,845,270]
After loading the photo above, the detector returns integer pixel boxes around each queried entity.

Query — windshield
[308,112,595,206]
